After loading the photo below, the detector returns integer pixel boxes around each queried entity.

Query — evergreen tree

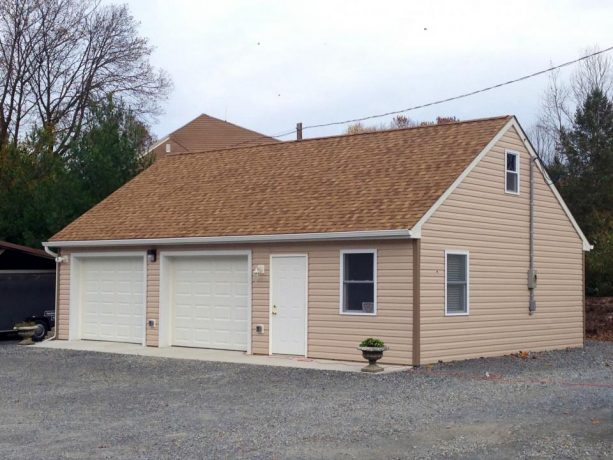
[0,98,152,247]
[557,88,613,295]
[67,98,153,217]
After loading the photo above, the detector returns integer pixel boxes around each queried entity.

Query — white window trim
[505,149,520,195]
[444,250,470,317]
[339,249,377,316]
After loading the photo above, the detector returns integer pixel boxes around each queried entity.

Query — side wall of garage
[55,239,413,364]
[418,126,584,364]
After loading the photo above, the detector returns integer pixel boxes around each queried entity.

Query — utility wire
[302,45,613,131]
[225,45,613,148]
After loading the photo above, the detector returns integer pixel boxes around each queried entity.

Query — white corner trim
[409,117,592,252]
[43,229,413,248]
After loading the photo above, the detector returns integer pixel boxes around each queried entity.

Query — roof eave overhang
[43,229,414,248]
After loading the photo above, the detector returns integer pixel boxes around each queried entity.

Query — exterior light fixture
[147,249,157,263]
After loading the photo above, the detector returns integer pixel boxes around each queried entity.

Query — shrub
[359,337,385,348]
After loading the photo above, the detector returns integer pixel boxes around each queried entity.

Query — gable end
[410,117,592,251]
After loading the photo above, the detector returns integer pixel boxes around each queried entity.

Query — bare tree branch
[531,47,613,163]
[0,0,171,154]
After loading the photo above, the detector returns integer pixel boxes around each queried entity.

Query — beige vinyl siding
[251,248,269,355]
[54,239,413,364]
[146,257,159,346]
[57,252,70,340]
[419,126,584,363]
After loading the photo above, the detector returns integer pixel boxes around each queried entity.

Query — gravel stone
[0,339,611,459]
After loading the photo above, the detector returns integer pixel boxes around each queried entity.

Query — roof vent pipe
[296,122,303,141]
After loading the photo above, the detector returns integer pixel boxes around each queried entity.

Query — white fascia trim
[410,117,516,239]
[146,136,170,154]
[511,120,592,252]
[43,229,413,248]
[409,117,593,251]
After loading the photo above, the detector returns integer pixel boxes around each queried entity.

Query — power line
[302,45,613,131]
[219,128,296,150]
[225,45,613,148]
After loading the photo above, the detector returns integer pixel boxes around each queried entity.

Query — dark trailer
[0,241,55,340]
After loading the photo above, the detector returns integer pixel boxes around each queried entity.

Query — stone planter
[357,346,388,373]
[14,326,37,345]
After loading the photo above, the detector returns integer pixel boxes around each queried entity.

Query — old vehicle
[0,241,55,341]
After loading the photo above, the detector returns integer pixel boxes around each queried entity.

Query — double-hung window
[445,250,469,315]
[505,150,520,194]
[340,250,376,315]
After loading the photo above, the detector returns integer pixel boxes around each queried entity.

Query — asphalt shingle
[51,116,511,241]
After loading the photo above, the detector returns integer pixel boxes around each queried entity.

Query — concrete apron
[35,340,410,374]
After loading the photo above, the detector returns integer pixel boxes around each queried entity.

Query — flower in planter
[359,337,385,348]
[357,338,387,373]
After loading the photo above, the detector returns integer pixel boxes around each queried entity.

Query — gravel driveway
[0,339,611,459]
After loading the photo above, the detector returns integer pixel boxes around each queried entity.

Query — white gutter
[43,229,414,248]
[43,246,65,342]
[43,245,58,259]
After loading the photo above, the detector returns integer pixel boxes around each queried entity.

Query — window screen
[342,252,375,314]
[446,253,468,314]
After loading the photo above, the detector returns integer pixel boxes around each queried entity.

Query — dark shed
[0,241,55,334]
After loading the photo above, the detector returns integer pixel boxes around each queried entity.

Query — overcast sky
[121,0,612,141]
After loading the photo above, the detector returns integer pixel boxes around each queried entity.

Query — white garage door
[79,256,144,343]
[171,255,248,351]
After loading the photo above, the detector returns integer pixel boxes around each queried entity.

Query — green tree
[0,0,171,154]
[0,130,77,247]
[0,98,152,247]
[67,98,153,216]
[557,88,613,295]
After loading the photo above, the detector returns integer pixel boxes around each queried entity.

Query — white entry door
[170,255,249,351]
[79,256,144,344]
[270,255,307,355]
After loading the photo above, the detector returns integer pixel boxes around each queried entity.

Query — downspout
[528,158,537,314]
[44,245,64,341]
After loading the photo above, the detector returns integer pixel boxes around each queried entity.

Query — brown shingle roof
[151,114,278,157]
[51,116,512,242]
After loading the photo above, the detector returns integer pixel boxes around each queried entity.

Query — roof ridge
[150,113,279,153]
[193,113,278,141]
[164,115,513,158]
[160,113,205,141]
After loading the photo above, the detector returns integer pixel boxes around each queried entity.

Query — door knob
[272,304,278,316]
